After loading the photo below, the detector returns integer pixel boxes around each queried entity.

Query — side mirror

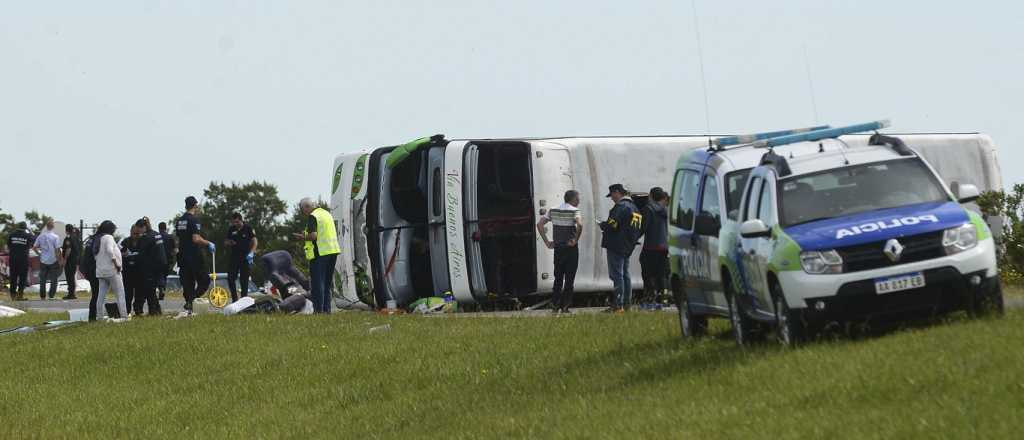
[740,219,771,239]
[953,183,980,204]
[694,212,721,237]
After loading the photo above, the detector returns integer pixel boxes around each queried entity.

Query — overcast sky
[2,0,1020,232]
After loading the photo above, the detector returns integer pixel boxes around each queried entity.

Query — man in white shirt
[33,221,63,300]
[536,190,583,314]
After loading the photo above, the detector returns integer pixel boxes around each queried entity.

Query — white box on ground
[68,308,89,322]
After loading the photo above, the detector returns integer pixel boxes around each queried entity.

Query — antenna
[803,44,820,124]
[691,0,711,132]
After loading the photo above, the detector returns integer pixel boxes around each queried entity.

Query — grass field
[1,308,1022,439]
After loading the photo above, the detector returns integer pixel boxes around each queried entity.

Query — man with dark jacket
[599,184,642,313]
[5,222,33,301]
[640,187,670,305]
[156,222,176,300]
[79,233,100,320]
[60,225,82,300]
[139,219,167,315]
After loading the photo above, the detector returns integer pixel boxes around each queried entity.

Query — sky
[1,0,1021,232]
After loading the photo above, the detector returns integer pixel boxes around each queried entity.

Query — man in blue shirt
[33,221,62,300]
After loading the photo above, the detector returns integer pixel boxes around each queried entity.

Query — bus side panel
[443,141,474,302]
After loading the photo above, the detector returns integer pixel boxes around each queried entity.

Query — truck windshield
[778,158,950,227]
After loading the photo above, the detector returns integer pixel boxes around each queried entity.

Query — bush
[977,184,1024,286]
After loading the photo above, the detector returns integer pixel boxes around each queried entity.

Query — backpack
[79,236,97,278]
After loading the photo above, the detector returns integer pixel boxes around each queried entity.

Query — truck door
[693,173,725,311]
[670,168,706,307]
[738,172,776,315]
[426,145,451,296]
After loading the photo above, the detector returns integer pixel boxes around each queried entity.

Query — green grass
[1,310,1022,439]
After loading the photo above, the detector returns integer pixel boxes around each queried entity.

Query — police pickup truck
[670,121,1003,345]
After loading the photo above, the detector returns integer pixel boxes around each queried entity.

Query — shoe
[561,308,573,315]
[601,307,615,313]
[62,295,77,300]
[614,308,626,315]
[108,317,129,323]
[173,310,194,320]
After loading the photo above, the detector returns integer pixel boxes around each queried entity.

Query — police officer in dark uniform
[156,222,176,300]
[136,218,167,316]
[120,224,145,314]
[224,212,257,302]
[60,224,82,300]
[5,222,34,301]
[177,196,214,316]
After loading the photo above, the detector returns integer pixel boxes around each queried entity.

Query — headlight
[943,224,977,254]
[800,250,843,274]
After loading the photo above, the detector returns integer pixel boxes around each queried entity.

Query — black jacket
[641,202,669,251]
[600,197,642,256]
[120,232,167,281]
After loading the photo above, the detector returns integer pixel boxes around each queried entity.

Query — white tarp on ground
[0,306,27,318]
[24,279,93,295]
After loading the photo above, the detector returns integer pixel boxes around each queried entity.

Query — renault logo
[883,238,905,263]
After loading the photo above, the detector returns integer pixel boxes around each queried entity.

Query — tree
[0,206,13,251]
[23,210,53,233]
[977,185,1024,285]
[196,181,289,284]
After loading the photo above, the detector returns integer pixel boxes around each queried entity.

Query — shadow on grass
[556,331,775,392]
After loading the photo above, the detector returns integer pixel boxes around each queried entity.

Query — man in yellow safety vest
[292,197,341,313]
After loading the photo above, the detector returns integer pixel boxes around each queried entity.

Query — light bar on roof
[713,125,830,148]
[751,120,891,149]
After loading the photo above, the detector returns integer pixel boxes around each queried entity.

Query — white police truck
[732,122,1003,345]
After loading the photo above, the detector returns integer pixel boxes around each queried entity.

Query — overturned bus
[331,131,1003,310]
[331,135,722,309]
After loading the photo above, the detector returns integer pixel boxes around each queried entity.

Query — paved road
[1,297,187,315]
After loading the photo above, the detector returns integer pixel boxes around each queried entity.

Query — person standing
[135,218,166,316]
[176,196,214,316]
[599,184,642,313]
[536,190,582,314]
[156,222,176,300]
[33,221,62,300]
[79,232,100,320]
[292,198,340,314]
[120,224,144,313]
[92,220,127,320]
[60,225,82,300]
[639,187,670,305]
[5,222,33,301]
[224,212,258,302]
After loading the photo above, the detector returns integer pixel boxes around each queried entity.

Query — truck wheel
[970,279,1005,318]
[727,292,756,346]
[772,284,806,346]
[675,287,707,339]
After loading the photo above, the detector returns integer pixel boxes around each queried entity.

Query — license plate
[874,272,926,294]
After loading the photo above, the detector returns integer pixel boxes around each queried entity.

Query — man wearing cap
[599,183,642,313]
[5,222,34,301]
[176,196,215,316]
